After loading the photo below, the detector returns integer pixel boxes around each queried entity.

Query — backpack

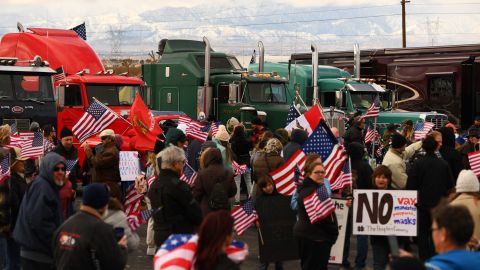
[208,171,230,210]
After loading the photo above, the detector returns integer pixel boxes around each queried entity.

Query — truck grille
[425,114,448,130]
[3,119,31,132]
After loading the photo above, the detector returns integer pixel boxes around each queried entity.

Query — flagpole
[92,97,132,126]
[257,224,265,245]
[371,118,377,159]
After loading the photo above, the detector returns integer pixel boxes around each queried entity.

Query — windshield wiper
[22,98,45,104]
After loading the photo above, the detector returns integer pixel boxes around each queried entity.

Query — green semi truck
[142,38,292,129]
[250,43,448,131]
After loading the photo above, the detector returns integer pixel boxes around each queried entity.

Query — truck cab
[142,39,291,129]
[0,57,57,131]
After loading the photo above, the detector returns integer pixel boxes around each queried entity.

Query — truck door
[158,87,179,111]
[58,84,84,132]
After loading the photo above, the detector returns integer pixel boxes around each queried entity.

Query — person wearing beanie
[227,117,240,132]
[213,129,234,170]
[13,152,66,269]
[450,170,480,241]
[164,127,187,149]
[407,135,454,261]
[382,133,422,189]
[54,126,79,218]
[250,117,267,147]
[53,183,128,270]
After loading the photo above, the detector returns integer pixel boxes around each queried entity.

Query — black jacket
[293,178,338,243]
[439,127,464,181]
[230,135,252,166]
[282,129,308,162]
[13,152,64,263]
[53,143,80,190]
[406,153,454,210]
[343,126,364,148]
[0,171,28,236]
[348,142,373,189]
[148,169,202,246]
[53,210,127,270]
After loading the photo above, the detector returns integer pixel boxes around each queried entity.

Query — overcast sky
[1,0,479,64]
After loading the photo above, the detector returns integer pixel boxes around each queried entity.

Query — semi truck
[250,44,448,131]
[142,38,294,130]
[0,27,148,145]
[0,56,57,131]
[289,44,480,129]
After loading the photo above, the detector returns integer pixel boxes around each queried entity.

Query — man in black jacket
[343,116,365,148]
[406,135,454,261]
[53,183,127,270]
[53,127,80,191]
[148,145,202,247]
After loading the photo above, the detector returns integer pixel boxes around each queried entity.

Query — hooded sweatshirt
[439,127,464,181]
[425,250,480,270]
[13,152,65,263]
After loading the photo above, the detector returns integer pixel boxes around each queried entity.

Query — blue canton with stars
[159,234,193,251]
[1,154,9,176]
[32,132,43,147]
[302,120,338,160]
[70,22,86,40]
[286,103,301,126]
[414,122,425,131]
[10,123,17,134]
[242,199,256,215]
[317,183,330,202]
[86,101,107,121]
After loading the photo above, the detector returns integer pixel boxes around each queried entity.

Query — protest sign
[329,199,349,264]
[353,190,417,236]
[120,151,140,181]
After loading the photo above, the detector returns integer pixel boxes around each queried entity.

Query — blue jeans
[0,236,21,270]
[259,261,283,270]
[355,235,369,268]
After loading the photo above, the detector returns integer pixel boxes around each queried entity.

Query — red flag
[128,93,162,151]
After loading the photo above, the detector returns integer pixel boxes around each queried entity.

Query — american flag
[153,234,248,270]
[303,184,335,224]
[302,120,347,181]
[72,100,119,143]
[210,121,219,137]
[231,199,257,235]
[53,66,66,82]
[0,154,10,185]
[362,95,380,119]
[20,132,44,158]
[270,149,306,196]
[65,159,78,178]
[286,102,301,126]
[70,22,86,40]
[10,123,18,134]
[9,132,34,149]
[414,122,435,140]
[180,162,197,187]
[364,125,379,144]
[232,160,247,176]
[285,104,322,135]
[178,115,192,125]
[124,184,145,231]
[330,158,352,191]
[140,208,155,222]
[468,150,480,176]
[147,174,156,188]
[185,121,208,142]
[375,141,385,157]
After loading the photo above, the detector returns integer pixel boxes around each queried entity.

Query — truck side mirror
[56,85,65,109]
[228,84,239,104]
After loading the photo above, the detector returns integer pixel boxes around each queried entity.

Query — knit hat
[391,133,407,149]
[228,117,240,128]
[455,170,480,193]
[82,183,110,209]
[265,138,283,154]
[215,129,230,142]
[99,129,115,138]
[60,127,73,139]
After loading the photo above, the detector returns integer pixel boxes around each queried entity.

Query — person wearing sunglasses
[12,152,66,270]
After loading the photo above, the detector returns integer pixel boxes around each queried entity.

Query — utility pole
[401,0,410,48]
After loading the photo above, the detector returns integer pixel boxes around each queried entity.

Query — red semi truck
[0,27,154,148]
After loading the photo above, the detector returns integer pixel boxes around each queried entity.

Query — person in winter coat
[255,176,298,270]
[294,162,338,270]
[344,142,373,269]
[282,129,308,162]
[343,116,365,148]
[251,138,284,197]
[438,127,464,181]
[213,128,234,171]
[53,127,79,219]
[230,125,253,203]
[194,210,240,270]
[459,128,479,169]
[406,135,454,261]
[53,183,128,270]
[382,133,422,189]
[369,165,396,270]
[0,147,27,270]
[148,146,202,247]
[13,152,65,270]
[193,148,236,217]
[449,170,480,242]
[103,197,140,253]
[165,127,188,149]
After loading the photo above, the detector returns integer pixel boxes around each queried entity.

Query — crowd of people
[0,113,479,270]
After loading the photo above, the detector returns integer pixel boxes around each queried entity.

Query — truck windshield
[0,74,54,101]
[86,84,139,106]
[350,92,391,110]
[248,82,287,103]
[195,56,243,71]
